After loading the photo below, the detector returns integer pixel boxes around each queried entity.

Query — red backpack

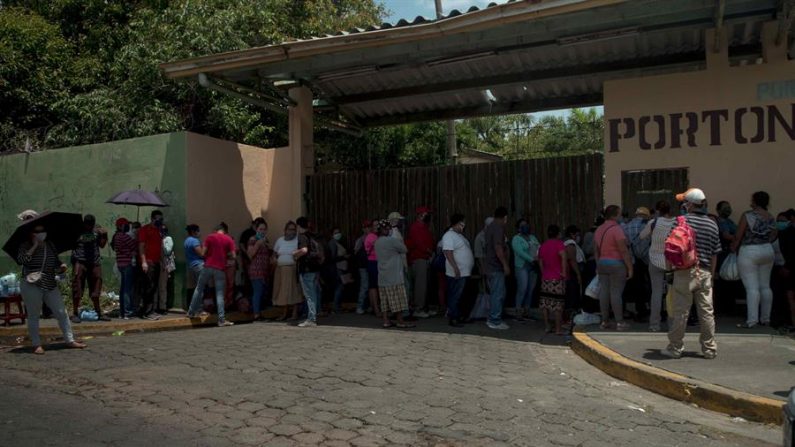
[664,216,698,269]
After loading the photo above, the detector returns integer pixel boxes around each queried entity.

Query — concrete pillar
[288,86,314,218]
[762,20,787,65]
[705,28,729,70]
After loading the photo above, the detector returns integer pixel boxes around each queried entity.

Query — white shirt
[564,239,586,263]
[640,217,675,270]
[273,236,298,266]
[442,229,474,277]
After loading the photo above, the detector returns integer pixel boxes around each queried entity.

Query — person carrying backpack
[295,217,324,327]
[661,188,721,360]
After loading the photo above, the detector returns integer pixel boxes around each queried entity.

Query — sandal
[382,322,395,328]
[396,323,415,328]
[33,346,45,355]
[615,322,631,331]
[66,341,87,349]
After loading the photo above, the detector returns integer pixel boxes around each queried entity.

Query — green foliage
[0,0,385,152]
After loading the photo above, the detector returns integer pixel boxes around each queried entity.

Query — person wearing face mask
[774,209,795,330]
[272,221,303,321]
[111,217,138,319]
[239,218,267,303]
[156,224,175,314]
[712,200,741,315]
[70,214,109,322]
[328,227,351,313]
[442,214,473,327]
[187,222,236,327]
[406,206,436,318]
[563,225,586,316]
[511,219,540,321]
[184,224,204,310]
[732,191,778,328]
[17,224,87,354]
[137,210,165,320]
[247,221,271,320]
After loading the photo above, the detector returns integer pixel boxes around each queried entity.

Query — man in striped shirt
[111,218,138,319]
[663,188,721,360]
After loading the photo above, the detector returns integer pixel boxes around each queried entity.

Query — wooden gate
[306,154,604,242]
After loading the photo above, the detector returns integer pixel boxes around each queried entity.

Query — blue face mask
[519,224,530,235]
[776,221,790,231]
[256,231,266,240]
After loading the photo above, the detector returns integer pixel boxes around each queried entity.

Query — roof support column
[762,20,788,64]
[705,28,728,70]
[288,86,314,218]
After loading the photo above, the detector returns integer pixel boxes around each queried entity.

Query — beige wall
[604,52,795,214]
[185,132,296,241]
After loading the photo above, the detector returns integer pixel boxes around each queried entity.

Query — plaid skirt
[540,279,566,313]
[379,284,409,313]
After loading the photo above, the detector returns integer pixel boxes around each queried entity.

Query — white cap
[676,188,706,204]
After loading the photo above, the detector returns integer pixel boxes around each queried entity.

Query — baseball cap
[416,206,432,214]
[635,207,651,218]
[676,188,706,204]
[116,217,130,226]
[387,211,404,220]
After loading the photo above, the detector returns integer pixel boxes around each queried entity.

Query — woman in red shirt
[538,225,568,335]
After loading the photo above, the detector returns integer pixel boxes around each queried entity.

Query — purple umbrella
[107,188,169,221]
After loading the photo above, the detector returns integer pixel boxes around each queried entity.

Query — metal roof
[161,0,792,129]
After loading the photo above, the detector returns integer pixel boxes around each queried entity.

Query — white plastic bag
[468,293,490,320]
[584,276,600,299]
[719,253,739,281]
[573,311,601,326]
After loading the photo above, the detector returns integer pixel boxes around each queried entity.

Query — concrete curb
[0,310,277,344]
[571,328,784,425]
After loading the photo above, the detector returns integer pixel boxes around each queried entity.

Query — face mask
[520,224,530,235]
[256,231,266,240]
[422,214,432,224]
[776,221,790,231]
[720,207,732,218]
[575,236,582,245]
[35,232,47,241]
[680,204,688,215]
[333,233,342,241]
[285,232,296,241]
[154,219,163,227]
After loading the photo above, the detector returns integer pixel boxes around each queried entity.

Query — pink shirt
[539,239,566,280]
[365,232,378,261]
[204,232,236,270]
[594,221,626,261]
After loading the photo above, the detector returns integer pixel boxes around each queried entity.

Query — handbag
[25,244,47,284]
[719,253,739,281]
[584,276,600,299]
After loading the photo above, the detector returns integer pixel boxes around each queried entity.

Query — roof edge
[160,0,627,79]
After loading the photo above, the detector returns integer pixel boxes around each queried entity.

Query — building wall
[184,133,293,244]
[0,133,187,279]
[604,55,795,215]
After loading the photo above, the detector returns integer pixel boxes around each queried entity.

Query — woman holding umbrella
[17,222,86,354]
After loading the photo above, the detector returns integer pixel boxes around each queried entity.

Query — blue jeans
[251,278,266,314]
[299,272,321,322]
[514,263,537,311]
[487,272,507,325]
[446,276,466,321]
[118,265,136,317]
[357,268,369,311]
[188,267,226,323]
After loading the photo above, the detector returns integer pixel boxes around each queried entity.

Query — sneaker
[703,351,717,360]
[70,315,81,324]
[355,308,365,315]
[648,325,661,332]
[487,322,510,330]
[141,314,158,321]
[298,320,317,328]
[660,347,682,359]
[426,309,438,317]
[122,316,130,321]
[413,311,430,318]
[218,321,234,327]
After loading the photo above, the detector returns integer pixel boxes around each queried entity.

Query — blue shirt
[184,236,203,268]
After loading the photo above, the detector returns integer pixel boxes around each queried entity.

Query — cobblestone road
[0,315,780,446]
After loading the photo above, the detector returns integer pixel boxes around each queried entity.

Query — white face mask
[35,232,47,241]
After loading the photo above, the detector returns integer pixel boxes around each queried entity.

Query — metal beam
[777,0,795,46]
[358,94,604,128]
[714,0,727,53]
[330,52,711,106]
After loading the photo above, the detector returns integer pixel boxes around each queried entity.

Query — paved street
[0,315,781,447]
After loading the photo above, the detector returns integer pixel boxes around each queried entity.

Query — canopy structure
[160,0,793,130]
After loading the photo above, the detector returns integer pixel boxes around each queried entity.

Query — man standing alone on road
[187,222,236,327]
[662,188,720,359]
[483,207,511,330]
[407,206,435,318]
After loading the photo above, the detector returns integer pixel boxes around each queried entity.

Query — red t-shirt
[407,221,434,264]
[138,224,162,263]
[204,232,236,270]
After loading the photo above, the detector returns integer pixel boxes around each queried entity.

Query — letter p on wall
[608,118,635,152]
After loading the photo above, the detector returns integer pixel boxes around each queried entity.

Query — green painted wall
[0,132,189,308]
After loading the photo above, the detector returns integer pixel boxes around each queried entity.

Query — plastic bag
[468,293,490,320]
[719,253,740,281]
[573,311,601,326]
[584,276,600,299]
[80,310,99,321]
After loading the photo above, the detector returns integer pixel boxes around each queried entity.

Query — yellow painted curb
[571,329,784,425]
